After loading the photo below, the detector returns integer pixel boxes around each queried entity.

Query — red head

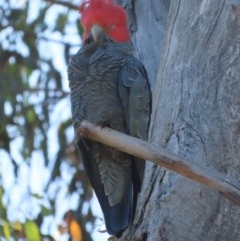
[79,0,130,43]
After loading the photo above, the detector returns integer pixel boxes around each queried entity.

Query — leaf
[32,193,42,199]
[76,19,84,36]
[24,221,41,241]
[0,188,7,219]
[108,236,117,241]
[26,108,36,124]
[41,205,53,217]
[3,220,11,241]
[12,221,23,232]
[0,187,3,199]
[54,14,67,32]
[70,219,82,241]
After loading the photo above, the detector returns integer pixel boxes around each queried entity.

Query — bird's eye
[80,1,90,12]
[109,24,116,31]
[82,2,90,10]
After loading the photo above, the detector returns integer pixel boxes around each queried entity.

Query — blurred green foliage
[0,1,95,240]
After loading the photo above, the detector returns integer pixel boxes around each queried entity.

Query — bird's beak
[91,24,104,42]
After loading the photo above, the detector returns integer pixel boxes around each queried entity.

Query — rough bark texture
[120,0,240,240]
[117,0,170,84]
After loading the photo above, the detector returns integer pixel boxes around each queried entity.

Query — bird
[67,0,151,237]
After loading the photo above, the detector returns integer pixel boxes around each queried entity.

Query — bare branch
[43,0,79,10]
[39,36,80,47]
[79,120,240,206]
[0,87,69,97]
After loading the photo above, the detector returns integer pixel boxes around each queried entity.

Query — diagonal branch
[79,120,240,206]
[43,0,78,10]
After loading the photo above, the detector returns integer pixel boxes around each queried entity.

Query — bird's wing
[118,57,152,189]
[68,41,133,236]
[78,139,132,237]
[118,57,151,140]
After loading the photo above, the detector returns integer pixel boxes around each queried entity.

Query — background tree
[0,1,98,240]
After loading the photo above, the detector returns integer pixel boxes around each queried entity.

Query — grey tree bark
[119,0,240,240]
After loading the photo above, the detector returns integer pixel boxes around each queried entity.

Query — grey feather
[68,35,151,237]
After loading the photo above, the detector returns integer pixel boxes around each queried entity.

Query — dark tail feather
[78,139,133,237]
[131,158,145,223]
[105,173,132,237]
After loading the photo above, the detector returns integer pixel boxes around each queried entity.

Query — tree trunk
[121,0,240,240]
